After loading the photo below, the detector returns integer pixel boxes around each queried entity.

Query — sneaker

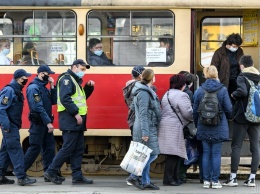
[17,176,36,186]
[203,181,210,189]
[244,178,256,187]
[0,176,15,184]
[212,181,222,189]
[126,177,144,190]
[126,179,132,186]
[222,178,238,187]
[72,176,93,185]
[143,182,160,190]
[44,172,63,185]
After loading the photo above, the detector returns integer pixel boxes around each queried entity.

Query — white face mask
[228,47,238,52]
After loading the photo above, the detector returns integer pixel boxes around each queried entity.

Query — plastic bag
[120,141,153,176]
[184,139,199,165]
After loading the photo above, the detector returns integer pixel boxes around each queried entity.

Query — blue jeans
[130,154,158,185]
[202,141,222,183]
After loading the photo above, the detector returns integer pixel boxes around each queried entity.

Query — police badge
[64,79,70,85]
[1,96,8,105]
[33,94,41,102]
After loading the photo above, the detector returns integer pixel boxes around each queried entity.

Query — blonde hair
[141,69,154,85]
[0,38,10,49]
[203,65,218,79]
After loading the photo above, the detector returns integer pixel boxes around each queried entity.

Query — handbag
[120,141,153,176]
[166,91,197,139]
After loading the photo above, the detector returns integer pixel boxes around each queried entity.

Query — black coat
[232,67,260,123]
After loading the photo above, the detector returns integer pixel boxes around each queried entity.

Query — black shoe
[72,176,93,185]
[44,172,63,185]
[163,181,180,186]
[57,171,65,182]
[126,177,144,190]
[143,182,160,190]
[0,176,15,184]
[17,176,36,186]
[44,175,65,182]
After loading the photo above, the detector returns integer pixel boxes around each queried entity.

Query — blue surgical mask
[75,71,84,78]
[2,48,10,56]
[228,47,238,52]
[94,50,103,56]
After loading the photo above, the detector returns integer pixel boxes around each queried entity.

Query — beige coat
[158,89,193,159]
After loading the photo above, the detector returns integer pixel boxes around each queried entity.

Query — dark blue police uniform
[45,66,94,184]
[24,77,57,172]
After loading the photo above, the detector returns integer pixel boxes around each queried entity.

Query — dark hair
[170,74,186,89]
[89,38,101,49]
[178,71,196,85]
[141,69,154,85]
[226,33,243,46]
[22,41,35,55]
[158,34,173,48]
[239,55,253,67]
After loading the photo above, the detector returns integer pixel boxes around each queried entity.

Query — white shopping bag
[120,141,153,176]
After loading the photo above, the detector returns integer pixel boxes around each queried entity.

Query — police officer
[0,69,36,186]
[24,65,64,182]
[44,59,94,185]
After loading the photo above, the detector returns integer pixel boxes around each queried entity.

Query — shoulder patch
[1,96,8,105]
[64,79,70,85]
[33,94,41,103]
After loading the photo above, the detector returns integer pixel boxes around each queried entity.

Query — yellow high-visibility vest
[57,74,87,115]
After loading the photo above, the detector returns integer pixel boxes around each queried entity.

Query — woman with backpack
[193,65,232,189]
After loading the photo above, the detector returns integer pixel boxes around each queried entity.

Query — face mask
[2,48,10,56]
[228,47,238,52]
[94,50,103,56]
[42,74,49,82]
[75,71,84,78]
[21,79,28,86]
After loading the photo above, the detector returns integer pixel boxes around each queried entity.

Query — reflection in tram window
[0,10,76,65]
[87,11,174,66]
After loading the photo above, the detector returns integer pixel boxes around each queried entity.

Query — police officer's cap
[72,59,90,69]
[37,65,55,74]
[14,69,32,79]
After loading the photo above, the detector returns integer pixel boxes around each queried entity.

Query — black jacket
[232,67,260,123]
[57,69,94,131]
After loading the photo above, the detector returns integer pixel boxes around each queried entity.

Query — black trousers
[163,155,180,184]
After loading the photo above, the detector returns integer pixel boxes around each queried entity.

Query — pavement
[0,176,260,194]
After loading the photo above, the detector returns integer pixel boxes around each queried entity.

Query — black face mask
[42,74,49,82]
[21,79,28,86]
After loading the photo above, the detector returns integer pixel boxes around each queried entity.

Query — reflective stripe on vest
[57,74,87,115]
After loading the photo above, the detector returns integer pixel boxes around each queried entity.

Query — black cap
[132,66,145,78]
[14,69,32,79]
[72,59,90,69]
[37,65,55,74]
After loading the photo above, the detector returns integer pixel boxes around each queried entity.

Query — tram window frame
[200,16,242,67]
[86,10,175,67]
[0,10,76,66]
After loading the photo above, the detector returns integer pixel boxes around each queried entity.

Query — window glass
[0,10,76,65]
[87,11,174,66]
[201,17,242,67]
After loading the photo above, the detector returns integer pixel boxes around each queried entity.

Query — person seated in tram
[87,38,114,66]
[0,38,13,65]
[21,41,45,65]
[148,34,174,66]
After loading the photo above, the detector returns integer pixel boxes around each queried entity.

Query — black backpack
[198,87,223,126]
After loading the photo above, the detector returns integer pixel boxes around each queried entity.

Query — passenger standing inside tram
[24,65,64,182]
[211,33,244,103]
[44,59,95,185]
[193,66,232,189]
[0,38,13,65]
[126,69,161,190]
[0,69,37,186]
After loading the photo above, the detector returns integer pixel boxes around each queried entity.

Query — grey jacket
[132,82,161,155]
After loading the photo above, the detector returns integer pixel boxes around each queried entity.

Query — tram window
[0,10,76,65]
[87,11,174,66]
[200,17,242,67]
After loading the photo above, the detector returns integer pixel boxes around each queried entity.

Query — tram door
[195,9,260,165]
